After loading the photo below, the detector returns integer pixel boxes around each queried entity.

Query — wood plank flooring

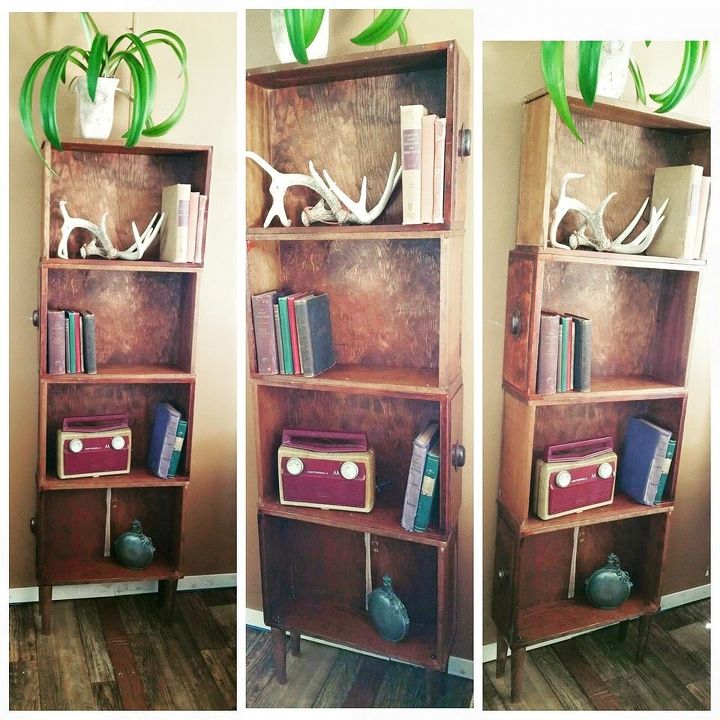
[246,628,474,708]
[9,588,236,711]
[484,599,710,711]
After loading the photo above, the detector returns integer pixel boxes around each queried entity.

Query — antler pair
[245,151,402,227]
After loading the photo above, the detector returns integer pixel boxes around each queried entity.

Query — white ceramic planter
[74,76,119,140]
[270,9,330,64]
[595,41,632,100]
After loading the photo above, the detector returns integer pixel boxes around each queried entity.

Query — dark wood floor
[484,599,710,711]
[247,628,474,708]
[10,587,236,711]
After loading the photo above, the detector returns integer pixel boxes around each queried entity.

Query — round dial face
[69,438,83,454]
[286,457,304,476]
[597,462,613,479]
[555,470,572,488]
[111,435,126,450]
[340,461,359,480]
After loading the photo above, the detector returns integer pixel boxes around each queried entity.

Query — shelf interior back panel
[44,147,211,260]
[45,269,197,372]
[248,238,441,374]
[247,66,447,228]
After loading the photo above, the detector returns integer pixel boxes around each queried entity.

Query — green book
[654,438,677,503]
[277,296,294,374]
[559,316,570,392]
[413,439,440,532]
[66,310,76,373]
[167,419,188,478]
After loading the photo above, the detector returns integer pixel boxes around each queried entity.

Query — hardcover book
[159,183,191,262]
[288,292,309,375]
[694,176,711,259]
[536,312,559,394]
[47,309,66,374]
[401,421,440,532]
[167,418,188,478]
[420,114,438,223]
[186,191,200,263]
[273,305,285,374]
[251,290,280,375]
[66,310,77,373]
[148,402,182,479]
[646,164,703,259]
[294,293,336,377]
[194,194,208,263]
[81,310,97,375]
[400,104,428,224]
[618,417,673,505]
[571,315,591,392]
[654,437,677,503]
[413,438,441,532]
[432,117,447,223]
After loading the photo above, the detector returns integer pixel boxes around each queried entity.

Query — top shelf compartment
[246,41,469,232]
[517,90,710,251]
[42,140,212,263]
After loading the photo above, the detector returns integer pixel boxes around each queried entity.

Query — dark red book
[536,312,559,394]
[250,290,280,375]
[47,309,66,374]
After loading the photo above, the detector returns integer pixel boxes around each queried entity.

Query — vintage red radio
[533,436,617,520]
[57,414,132,479]
[278,429,375,512]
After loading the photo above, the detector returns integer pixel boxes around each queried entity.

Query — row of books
[148,402,188,479]
[400,105,446,225]
[647,164,711,261]
[47,309,97,375]
[401,420,441,533]
[251,290,336,378]
[159,183,208,263]
[618,416,676,505]
[536,312,591,394]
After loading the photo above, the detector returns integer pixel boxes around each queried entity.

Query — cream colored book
[432,117,447,223]
[420,114,437,223]
[159,183,191,262]
[693,176,711,259]
[400,104,427,224]
[186,191,200,262]
[646,165,703,259]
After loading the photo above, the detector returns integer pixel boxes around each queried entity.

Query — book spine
[277,297,294,374]
[559,316,569,392]
[47,310,66,374]
[302,294,335,377]
[273,305,285,374]
[66,311,76,373]
[567,318,574,391]
[420,114,437,223]
[536,314,559,394]
[414,448,441,532]
[82,312,97,374]
[432,118,447,223]
[64,316,71,372]
[167,419,188,477]
[644,433,671,504]
[186,191,200,263]
[654,438,677,503]
[683,170,703,258]
[572,318,592,391]
[287,296,303,374]
[251,293,279,375]
[195,195,208,263]
[400,105,427,225]
[77,313,83,373]
[294,300,314,377]
[401,441,430,531]
[148,404,181,478]
[699,183,712,260]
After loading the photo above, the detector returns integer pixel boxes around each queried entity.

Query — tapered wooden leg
[636,615,652,663]
[271,628,287,684]
[39,585,52,635]
[289,630,301,657]
[496,634,509,677]
[510,646,527,703]
[158,579,178,623]
[424,668,446,706]
[617,620,629,643]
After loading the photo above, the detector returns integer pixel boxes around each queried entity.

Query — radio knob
[555,470,572,488]
[286,457,304,476]
[69,438,83,453]
[111,435,126,450]
[340,461,359,480]
[598,462,613,479]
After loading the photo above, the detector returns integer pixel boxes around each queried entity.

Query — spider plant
[20,12,188,169]
[283,9,409,65]
[541,41,709,142]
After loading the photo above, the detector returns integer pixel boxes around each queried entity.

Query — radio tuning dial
[555,470,572,488]
[69,438,83,454]
[340,461,359,480]
[111,435,126,450]
[286,457,304,476]
[598,462,613,479]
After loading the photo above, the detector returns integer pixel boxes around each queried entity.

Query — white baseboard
[9,573,237,605]
[482,583,711,664]
[246,607,474,680]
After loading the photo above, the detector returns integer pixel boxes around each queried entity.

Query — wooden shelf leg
[636,615,653,663]
[271,627,288,684]
[289,630,301,657]
[496,633,509,677]
[424,668,446,706]
[158,579,178,624]
[617,619,629,643]
[39,585,52,635]
[510,646,527,703]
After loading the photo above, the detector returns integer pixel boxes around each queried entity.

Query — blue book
[167,419,188,478]
[413,439,441,532]
[148,402,182,478]
[618,417,672,505]
[654,438,677,503]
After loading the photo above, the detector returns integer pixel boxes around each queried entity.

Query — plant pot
[596,41,632,100]
[74,76,119,140]
[270,9,330,64]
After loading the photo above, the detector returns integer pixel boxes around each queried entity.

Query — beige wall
[483,42,712,644]
[9,12,237,586]
[245,9,474,661]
